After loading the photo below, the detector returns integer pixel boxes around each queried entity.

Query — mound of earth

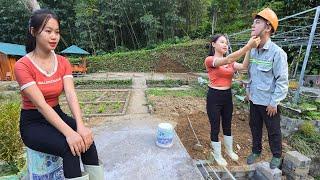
[154,54,189,73]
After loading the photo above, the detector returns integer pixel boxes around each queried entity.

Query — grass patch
[146,79,190,88]
[287,130,320,158]
[61,101,125,115]
[146,85,207,98]
[74,79,132,89]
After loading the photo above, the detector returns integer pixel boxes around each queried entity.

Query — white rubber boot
[65,172,89,180]
[211,141,227,166]
[84,161,105,180]
[224,135,239,161]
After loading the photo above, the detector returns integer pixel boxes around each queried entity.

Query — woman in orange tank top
[205,34,260,166]
[14,9,103,179]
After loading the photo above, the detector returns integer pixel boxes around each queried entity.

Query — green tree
[74,0,100,54]
[177,0,210,36]
[140,13,160,45]
[39,0,77,51]
[0,0,30,44]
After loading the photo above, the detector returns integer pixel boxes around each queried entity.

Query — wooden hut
[61,45,90,76]
[0,42,26,81]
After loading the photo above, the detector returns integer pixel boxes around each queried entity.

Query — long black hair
[208,34,225,56]
[26,9,60,53]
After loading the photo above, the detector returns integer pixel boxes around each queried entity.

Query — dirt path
[127,74,148,114]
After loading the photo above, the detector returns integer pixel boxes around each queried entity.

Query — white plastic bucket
[26,148,64,179]
[156,123,174,148]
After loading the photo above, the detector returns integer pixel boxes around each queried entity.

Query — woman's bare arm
[213,37,259,67]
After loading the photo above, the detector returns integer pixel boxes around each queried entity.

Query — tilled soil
[148,95,287,166]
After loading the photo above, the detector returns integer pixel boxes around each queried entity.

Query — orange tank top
[204,56,235,87]
[14,54,73,109]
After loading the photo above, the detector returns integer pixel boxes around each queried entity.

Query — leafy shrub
[306,111,320,120]
[69,39,207,73]
[300,121,316,137]
[300,103,317,112]
[114,46,130,53]
[0,102,25,175]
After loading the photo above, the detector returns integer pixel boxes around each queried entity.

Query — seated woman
[14,9,104,179]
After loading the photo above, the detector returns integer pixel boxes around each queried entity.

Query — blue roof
[0,42,26,56]
[61,45,90,55]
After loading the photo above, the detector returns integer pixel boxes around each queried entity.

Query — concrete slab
[93,115,204,180]
[72,72,206,179]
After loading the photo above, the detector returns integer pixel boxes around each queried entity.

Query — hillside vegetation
[70,39,208,73]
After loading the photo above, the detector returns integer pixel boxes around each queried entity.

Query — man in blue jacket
[246,8,289,169]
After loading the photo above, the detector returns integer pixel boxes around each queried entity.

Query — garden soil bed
[60,90,130,117]
[148,95,291,166]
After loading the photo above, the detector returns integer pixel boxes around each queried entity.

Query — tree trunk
[113,23,117,50]
[86,23,96,55]
[120,25,124,47]
[68,23,75,44]
[122,0,139,48]
[21,0,40,12]
[211,12,215,35]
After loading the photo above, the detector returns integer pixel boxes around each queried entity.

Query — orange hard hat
[254,8,279,32]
